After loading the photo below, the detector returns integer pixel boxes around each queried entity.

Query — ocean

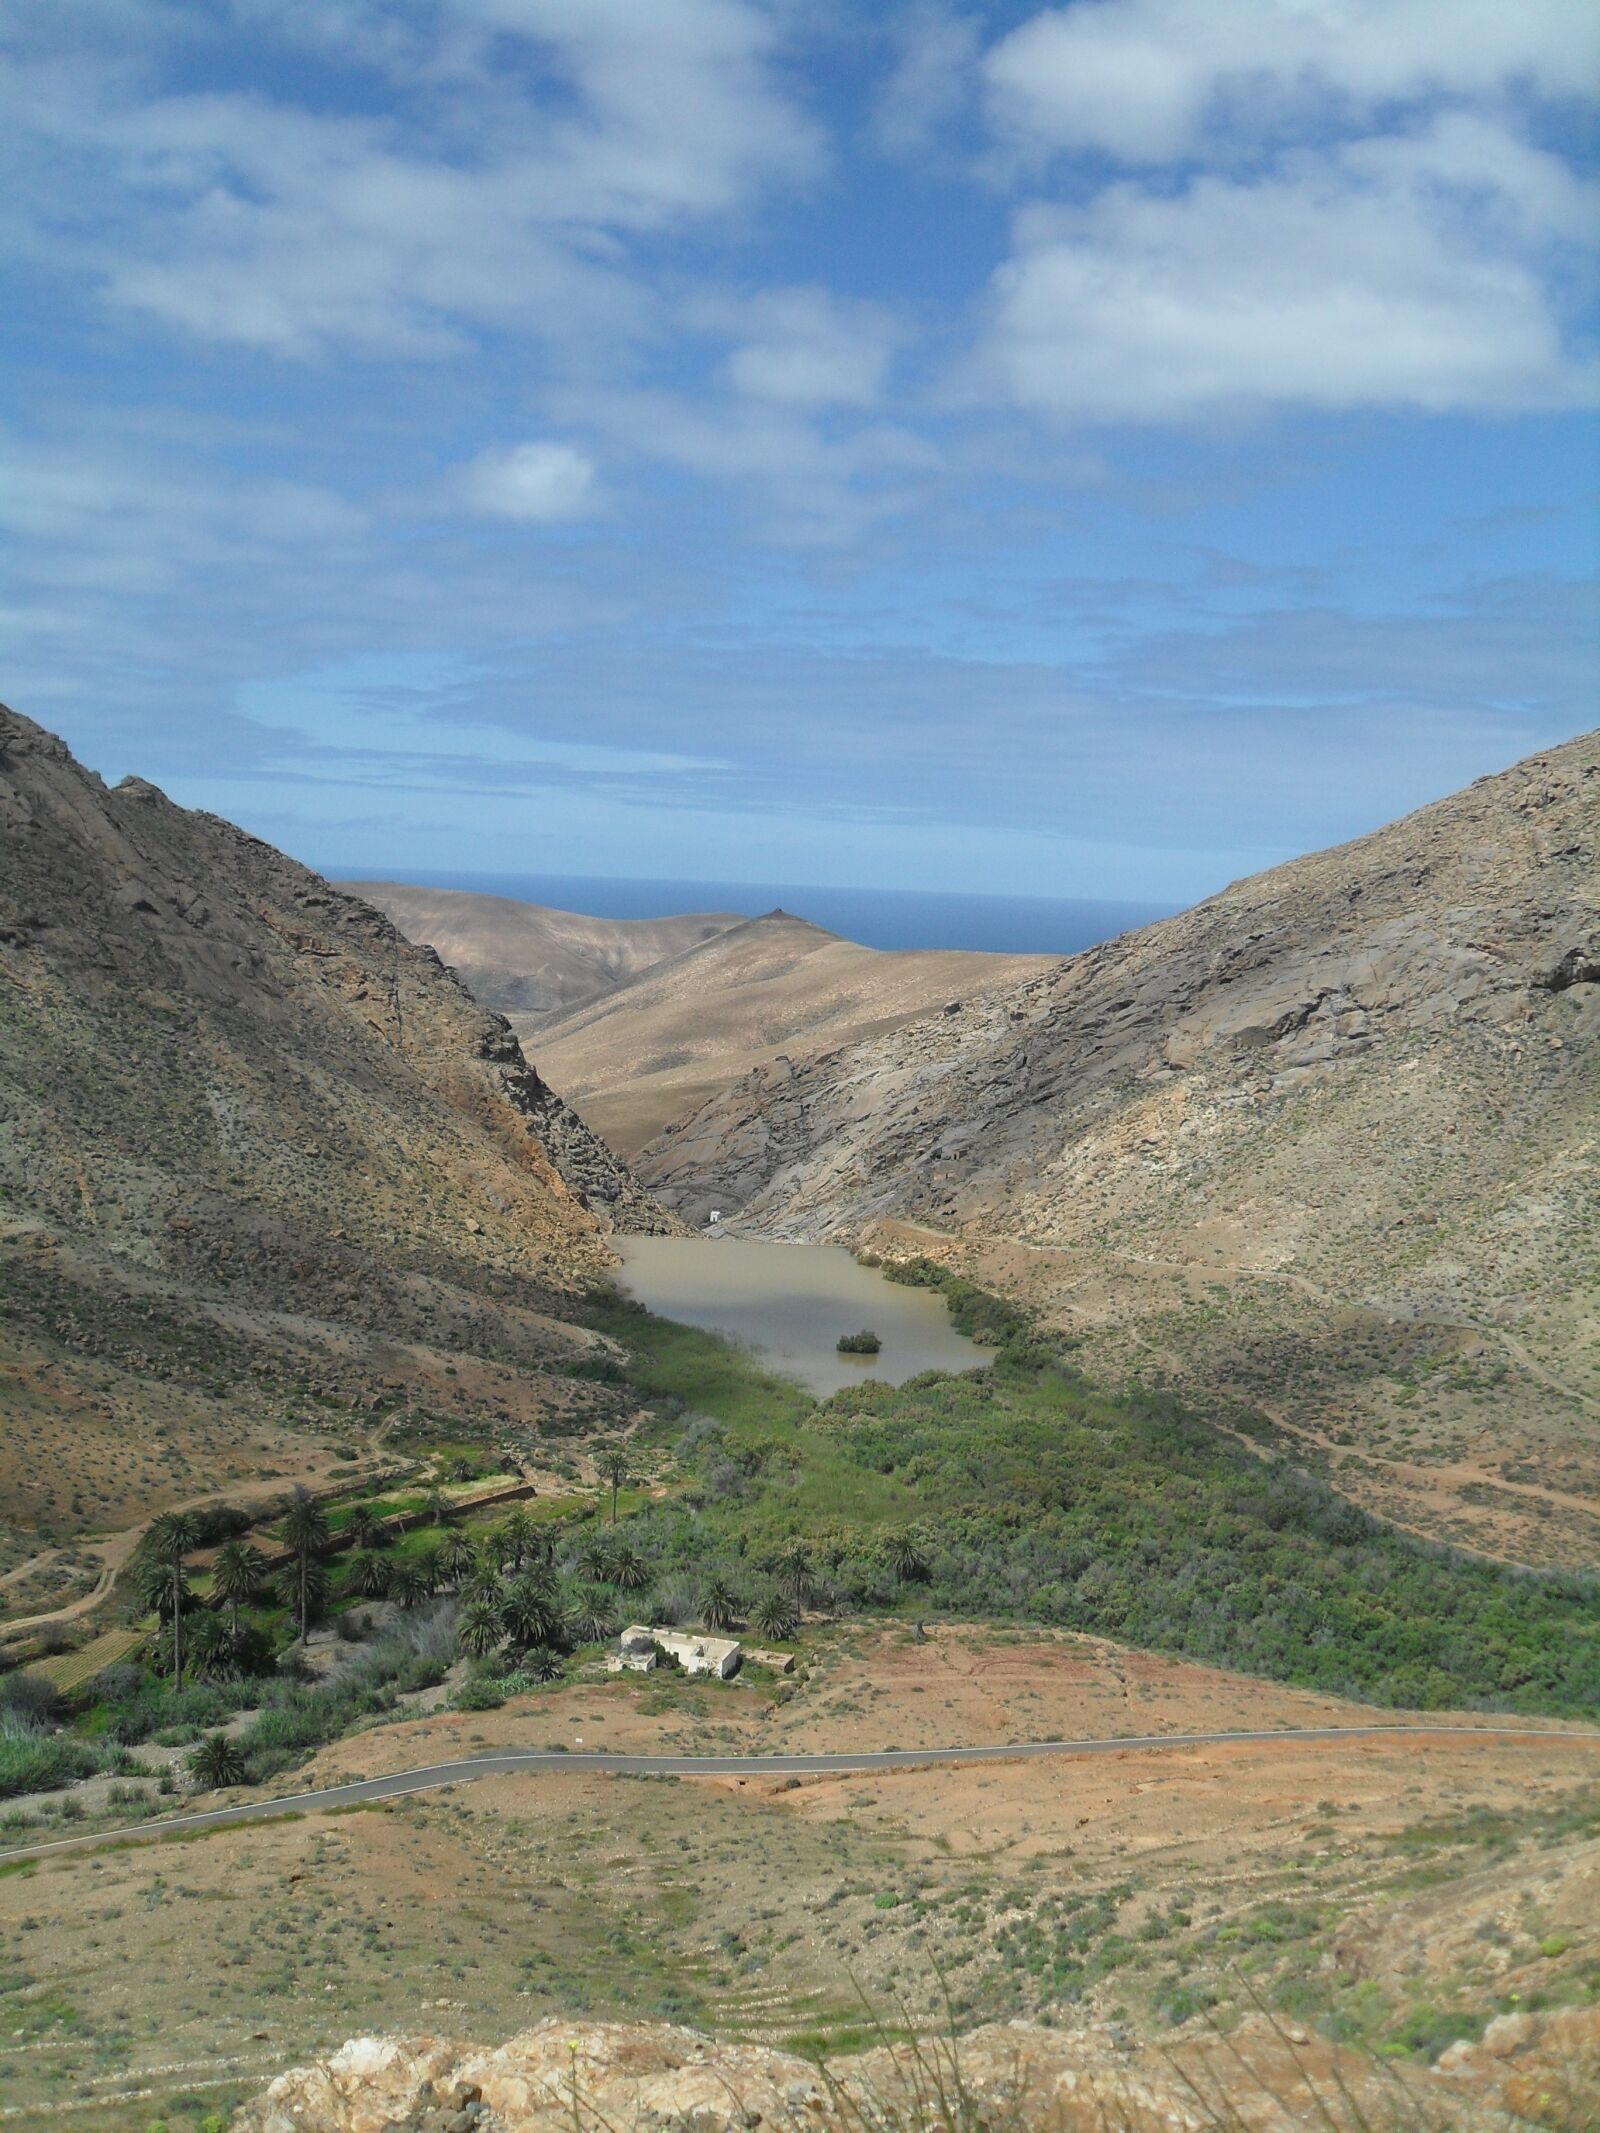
[326,867,1173,957]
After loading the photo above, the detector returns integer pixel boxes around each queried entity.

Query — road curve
[2,1723,1591,1867]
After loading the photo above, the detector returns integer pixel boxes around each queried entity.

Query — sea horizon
[325,865,1176,957]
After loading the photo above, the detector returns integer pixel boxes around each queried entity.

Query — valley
[359,890,1056,1156]
[1,710,1596,2132]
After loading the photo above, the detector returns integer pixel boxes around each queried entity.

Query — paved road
[3,1723,1590,1867]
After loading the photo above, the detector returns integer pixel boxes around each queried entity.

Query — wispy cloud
[1,0,1594,898]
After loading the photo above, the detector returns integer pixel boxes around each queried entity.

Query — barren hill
[0,707,668,1559]
[526,909,1058,1154]
[638,732,1600,1566]
[346,881,743,1020]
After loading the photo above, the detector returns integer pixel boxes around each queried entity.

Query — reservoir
[614,1236,990,1398]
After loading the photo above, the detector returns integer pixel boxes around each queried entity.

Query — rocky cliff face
[233,2006,1599,2132]
[637,732,1600,1564]
[0,707,670,1549]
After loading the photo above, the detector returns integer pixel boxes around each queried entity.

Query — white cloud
[457,440,598,521]
[977,119,1597,422]
[873,2,982,158]
[712,287,900,407]
[0,0,821,358]
[985,0,1599,165]
[557,384,939,545]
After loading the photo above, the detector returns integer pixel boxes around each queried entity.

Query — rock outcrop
[234,2005,1600,2132]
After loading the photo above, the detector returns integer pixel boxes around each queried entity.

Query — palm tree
[494,1507,536,1571]
[185,1610,237,1680]
[772,1544,819,1608]
[188,1732,247,1789]
[521,1644,564,1684]
[438,1531,479,1587]
[459,1563,503,1609]
[886,1531,930,1584]
[140,1511,200,1688]
[567,1584,617,1645]
[345,1548,392,1600]
[411,1540,447,1597]
[210,1539,266,1635]
[598,1449,630,1525]
[456,1595,503,1661]
[388,1562,429,1611]
[274,1556,330,1630]
[699,1576,740,1634]
[752,1589,799,1641]
[501,1575,564,1652]
[602,1542,650,1593]
[281,1490,331,1645]
[421,1488,455,1528]
[344,1505,388,1551]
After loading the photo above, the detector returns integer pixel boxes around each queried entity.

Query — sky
[2,0,1596,905]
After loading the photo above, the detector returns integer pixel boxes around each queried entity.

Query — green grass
[592,1284,1599,1720]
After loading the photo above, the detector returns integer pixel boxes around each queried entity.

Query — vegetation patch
[583,1283,1598,1719]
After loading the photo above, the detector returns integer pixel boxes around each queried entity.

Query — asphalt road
[2,1723,1589,1866]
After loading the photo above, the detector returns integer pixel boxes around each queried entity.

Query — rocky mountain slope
[235,2005,1599,2132]
[0,707,668,1559]
[638,732,1600,1566]
[526,909,1056,1154]
[347,881,743,1020]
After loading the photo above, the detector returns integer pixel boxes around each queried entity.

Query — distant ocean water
[327,867,1174,957]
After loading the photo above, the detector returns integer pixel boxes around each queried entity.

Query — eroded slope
[529,909,1057,1154]
[0,707,668,1555]
[349,881,744,1020]
[638,732,1600,1562]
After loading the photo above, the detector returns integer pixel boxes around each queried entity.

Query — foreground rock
[234,2007,1600,2131]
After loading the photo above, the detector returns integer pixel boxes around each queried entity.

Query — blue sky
[2,0,1596,903]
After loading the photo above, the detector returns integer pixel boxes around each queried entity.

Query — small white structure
[745,1646,796,1675]
[608,1626,659,1674]
[610,1624,742,1679]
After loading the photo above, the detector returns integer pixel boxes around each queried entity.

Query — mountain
[637,731,1600,1567]
[345,882,744,1020]
[525,909,1058,1154]
[0,707,668,1558]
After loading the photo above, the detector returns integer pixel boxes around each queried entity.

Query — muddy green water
[614,1236,989,1397]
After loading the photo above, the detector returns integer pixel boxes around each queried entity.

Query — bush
[0,1710,104,1799]
[0,1673,60,1724]
[837,1330,882,1355]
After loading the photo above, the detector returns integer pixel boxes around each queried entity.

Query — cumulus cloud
[0,0,822,358]
[873,2,982,158]
[984,0,1600,165]
[712,287,901,407]
[457,440,599,521]
[979,120,1596,421]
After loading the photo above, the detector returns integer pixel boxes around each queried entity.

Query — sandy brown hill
[638,732,1600,1566]
[526,909,1057,1154]
[0,707,668,1558]
[347,881,743,1019]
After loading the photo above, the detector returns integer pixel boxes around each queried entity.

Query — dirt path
[0,1443,394,1645]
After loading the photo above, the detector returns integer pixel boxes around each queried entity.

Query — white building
[610,1624,742,1679]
